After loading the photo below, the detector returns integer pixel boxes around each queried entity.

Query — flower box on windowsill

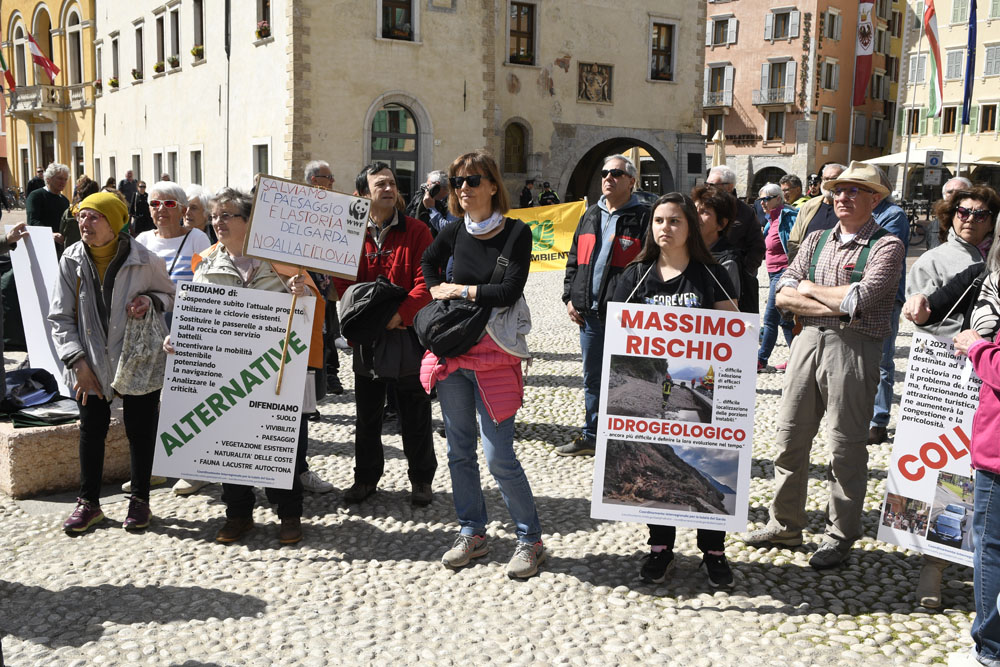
[153,61,165,73]
[384,27,413,41]
[167,56,179,69]
[108,77,120,89]
[256,21,271,40]
[253,35,274,47]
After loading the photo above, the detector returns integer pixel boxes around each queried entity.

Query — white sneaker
[334,336,350,350]
[300,469,334,493]
[947,648,981,667]
[121,476,167,493]
[172,479,211,496]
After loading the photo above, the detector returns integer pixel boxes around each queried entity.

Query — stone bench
[0,404,129,499]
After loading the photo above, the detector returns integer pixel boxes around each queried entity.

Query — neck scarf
[465,210,504,236]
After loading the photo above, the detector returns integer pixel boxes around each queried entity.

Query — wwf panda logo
[349,199,370,221]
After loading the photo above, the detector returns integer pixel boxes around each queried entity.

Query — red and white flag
[853,1,875,107]
[26,31,59,83]
[924,0,944,117]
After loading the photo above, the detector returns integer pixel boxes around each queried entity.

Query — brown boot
[216,517,254,543]
[278,517,303,545]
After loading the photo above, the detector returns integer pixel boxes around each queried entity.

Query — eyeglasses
[365,249,393,262]
[449,175,483,189]
[832,186,876,199]
[314,174,335,181]
[955,206,992,222]
[149,199,179,209]
[757,195,779,203]
[77,211,103,223]
[211,213,244,222]
[601,168,628,179]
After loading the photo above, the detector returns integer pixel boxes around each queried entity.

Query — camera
[421,183,442,199]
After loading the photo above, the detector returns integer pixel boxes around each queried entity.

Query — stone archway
[564,139,674,203]
[749,166,787,197]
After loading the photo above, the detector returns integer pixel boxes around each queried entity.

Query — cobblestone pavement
[0,265,975,666]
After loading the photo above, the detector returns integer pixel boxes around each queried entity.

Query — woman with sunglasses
[610,192,738,588]
[420,151,545,579]
[756,182,798,372]
[135,181,210,286]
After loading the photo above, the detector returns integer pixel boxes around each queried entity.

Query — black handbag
[415,219,523,358]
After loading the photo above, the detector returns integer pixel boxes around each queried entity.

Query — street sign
[923,168,943,186]
[926,150,944,168]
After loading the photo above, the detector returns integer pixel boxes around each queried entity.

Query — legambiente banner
[591,303,757,533]
[877,333,977,567]
[153,283,314,490]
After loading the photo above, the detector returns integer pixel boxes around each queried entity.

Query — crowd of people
[5,149,1000,663]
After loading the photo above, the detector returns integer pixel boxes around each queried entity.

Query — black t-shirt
[805,200,839,238]
[421,218,532,309]
[612,260,736,309]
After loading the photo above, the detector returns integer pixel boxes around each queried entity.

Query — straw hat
[824,160,889,197]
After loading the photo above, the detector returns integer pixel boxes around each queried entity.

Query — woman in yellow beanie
[48,192,176,534]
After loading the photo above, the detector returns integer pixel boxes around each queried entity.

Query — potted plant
[256,20,271,39]
[191,44,204,59]
[153,61,165,73]
[109,77,119,88]
[131,68,142,80]
[94,78,102,92]
[167,55,179,68]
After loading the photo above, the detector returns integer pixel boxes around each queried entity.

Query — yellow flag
[508,199,588,273]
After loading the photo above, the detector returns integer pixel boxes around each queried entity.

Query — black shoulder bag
[415,219,523,358]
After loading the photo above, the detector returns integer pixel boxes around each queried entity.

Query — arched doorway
[749,167,786,196]
[565,139,673,202]
[371,102,419,202]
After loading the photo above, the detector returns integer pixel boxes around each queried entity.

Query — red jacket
[333,213,433,326]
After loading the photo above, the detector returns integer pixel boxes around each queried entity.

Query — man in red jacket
[333,163,437,507]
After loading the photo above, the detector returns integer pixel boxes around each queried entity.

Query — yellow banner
[508,199,588,273]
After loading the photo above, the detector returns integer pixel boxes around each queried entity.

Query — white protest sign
[244,175,370,279]
[6,225,70,396]
[877,333,977,567]
[592,303,757,532]
[153,283,314,489]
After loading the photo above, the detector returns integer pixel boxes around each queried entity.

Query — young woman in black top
[612,192,738,588]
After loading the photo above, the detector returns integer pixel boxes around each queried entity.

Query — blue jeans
[972,470,1000,665]
[437,367,542,544]
[871,300,903,429]
[758,270,795,365]
[580,314,606,440]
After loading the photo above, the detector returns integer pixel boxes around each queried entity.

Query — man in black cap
[538,182,560,206]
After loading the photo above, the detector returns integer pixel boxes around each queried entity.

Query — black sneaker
[640,549,675,583]
[701,553,734,588]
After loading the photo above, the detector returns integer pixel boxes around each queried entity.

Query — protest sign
[508,200,587,272]
[153,283,314,489]
[877,333,977,567]
[244,175,370,279]
[6,225,70,396]
[591,303,757,532]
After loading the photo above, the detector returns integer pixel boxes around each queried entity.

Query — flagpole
[901,7,927,202]
[848,59,858,164]
[956,124,965,176]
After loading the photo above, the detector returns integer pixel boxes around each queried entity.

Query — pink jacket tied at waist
[420,335,524,424]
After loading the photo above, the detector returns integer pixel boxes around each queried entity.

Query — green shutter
[919,107,928,134]
[970,106,980,134]
[932,116,940,135]
[897,107,905,135]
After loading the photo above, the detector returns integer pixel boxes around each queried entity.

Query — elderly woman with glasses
[757,182,798,372]
[135,181,211,285]
[50,192,175,534]
[183,184,217,244]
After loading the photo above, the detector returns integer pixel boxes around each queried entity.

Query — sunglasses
[757,195,779,203]
[955,206,992,222]
[601,168,628,179]
[149,199,179,209]
[449,175,483,189]
[832,186,876,199]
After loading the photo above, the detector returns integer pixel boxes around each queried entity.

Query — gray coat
[49,236,175,398]
[906,227,986,336]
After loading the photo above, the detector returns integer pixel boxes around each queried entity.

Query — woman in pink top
[756,183,799,372]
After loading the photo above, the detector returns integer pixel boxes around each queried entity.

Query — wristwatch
[461,285,470,299]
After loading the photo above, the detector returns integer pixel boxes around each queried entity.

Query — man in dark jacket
[117,170,138,206]
[333,163,437,507]
[519,179,535,208]
[538,182,560,206]
[559,154,649,456]
[24,168,45,197]
[706,165,766,314]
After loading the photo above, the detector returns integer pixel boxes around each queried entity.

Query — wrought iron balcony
[704,90,733,107]
[752,87,795,105]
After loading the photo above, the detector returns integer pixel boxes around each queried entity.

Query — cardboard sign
[877,333,977,567]
[591,303,757,532]
[153,283,313,489]
[244,175,370,279]
[6,226,71,396]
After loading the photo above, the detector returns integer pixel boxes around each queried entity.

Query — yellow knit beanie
[78,192,129,235]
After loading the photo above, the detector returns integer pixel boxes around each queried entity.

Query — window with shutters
[822,60,839,90]
[875,28,888,55]
[706,17,737,47]
[890,10,902,38]
[992,0,1000,19]
[945,50,964,80]
[909,54,927,83]
[706,114,724,140]
[887,56,900,82]
[819,110,836,142]
[853,114,867,145]
[823,11,841,39]
[705,64,733,106]
[906,108,921,135]
[870,117,886,148]
[985,46,1000,77]
[765,10,799,41]
[650,22,676,80]
[981,104,998,132]
[952,0,970,23]
[942,107,958,134]
[870,72,886,100]
[766,111,785,141]
[876,0,891,20]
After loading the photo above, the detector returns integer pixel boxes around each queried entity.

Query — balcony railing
[704,90,733,107]
[752,87,795,105]
[5,83,95,114]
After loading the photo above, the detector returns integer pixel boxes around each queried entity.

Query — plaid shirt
[778,218,904,340]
